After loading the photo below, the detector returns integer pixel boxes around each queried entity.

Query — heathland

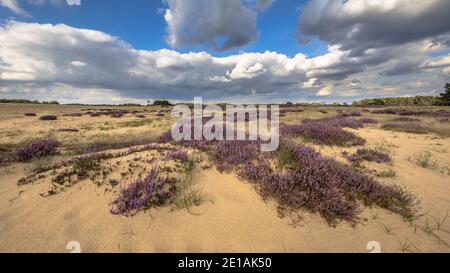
[0,103,449,252]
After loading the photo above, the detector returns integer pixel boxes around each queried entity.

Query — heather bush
[58,128,79,133]
[165,150,189,163]
[39,115,58,121]
[111,168,178,216]
[344,149,391,164]
[372,109,399,115]
[340,111,362,117]
[24,113,37,117]
[14,139,59,162]
[111,113,124,118]
[391,117,420,122]
[282,122,366,147]
[211,140,259,171]
[62,113,83,117]
[359,118,378,124]
[239,141,416,225]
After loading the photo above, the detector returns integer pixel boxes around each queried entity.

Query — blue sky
[0,0,325,57]
[0,0,449,104]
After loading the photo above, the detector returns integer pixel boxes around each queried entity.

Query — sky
[0,0,449,104]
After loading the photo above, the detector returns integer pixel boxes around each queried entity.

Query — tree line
[353,83,450,106]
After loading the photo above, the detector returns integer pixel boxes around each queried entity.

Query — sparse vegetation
[381,122,428,134]
[344,149,391,164]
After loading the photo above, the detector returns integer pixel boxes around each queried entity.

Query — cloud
[0,0,30,16]
[0,0,79,16]
[297,0,450,56]
[164,0,273,51]
[255,0,276,11]
[66,0,80,6]
[0,21,448,104]
[0,21,309,103]
[316,85,332,96]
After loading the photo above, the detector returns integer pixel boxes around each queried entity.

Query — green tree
[439,83,450,105]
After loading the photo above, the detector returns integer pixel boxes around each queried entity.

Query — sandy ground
[0,104,449,253]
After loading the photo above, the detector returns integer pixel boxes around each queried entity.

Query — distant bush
[24,113,37,117]
[0,99,59,105]
[58,128,79,133]
[437,83,450,106]
[0,99,40,104]
[353,96,439,106]
[359,118,378,124]
[39,115,58,121]
[151,100,173,107]
[14,139,59,162]
[391,117,420,122]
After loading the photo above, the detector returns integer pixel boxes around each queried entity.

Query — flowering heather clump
[62,113,83,117]
[344,149,391,164]
[111,168,178,216]
[391,117,420,122]
[14,139,59,162]
[24,113,37,117]
[372,109,399,115]
[282,122,366,147]
[110,112,124,118]
[239,141,416,225]
[359,118,378,124]
[438,118,449,123]
[39,115,57,121]
[430,110,450,118]
[165,150,189,163]
[135,115,146,118]
[58,128,79,133]
[382,122,428,134]
[340,111,362,117]
[211,140,259,172]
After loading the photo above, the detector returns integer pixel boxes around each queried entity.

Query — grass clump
[172,160,210,212]
[376,169,397,178]
[409,151,450,175]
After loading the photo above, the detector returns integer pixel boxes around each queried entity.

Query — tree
[438,83,450,105]
[152,100,173,107]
